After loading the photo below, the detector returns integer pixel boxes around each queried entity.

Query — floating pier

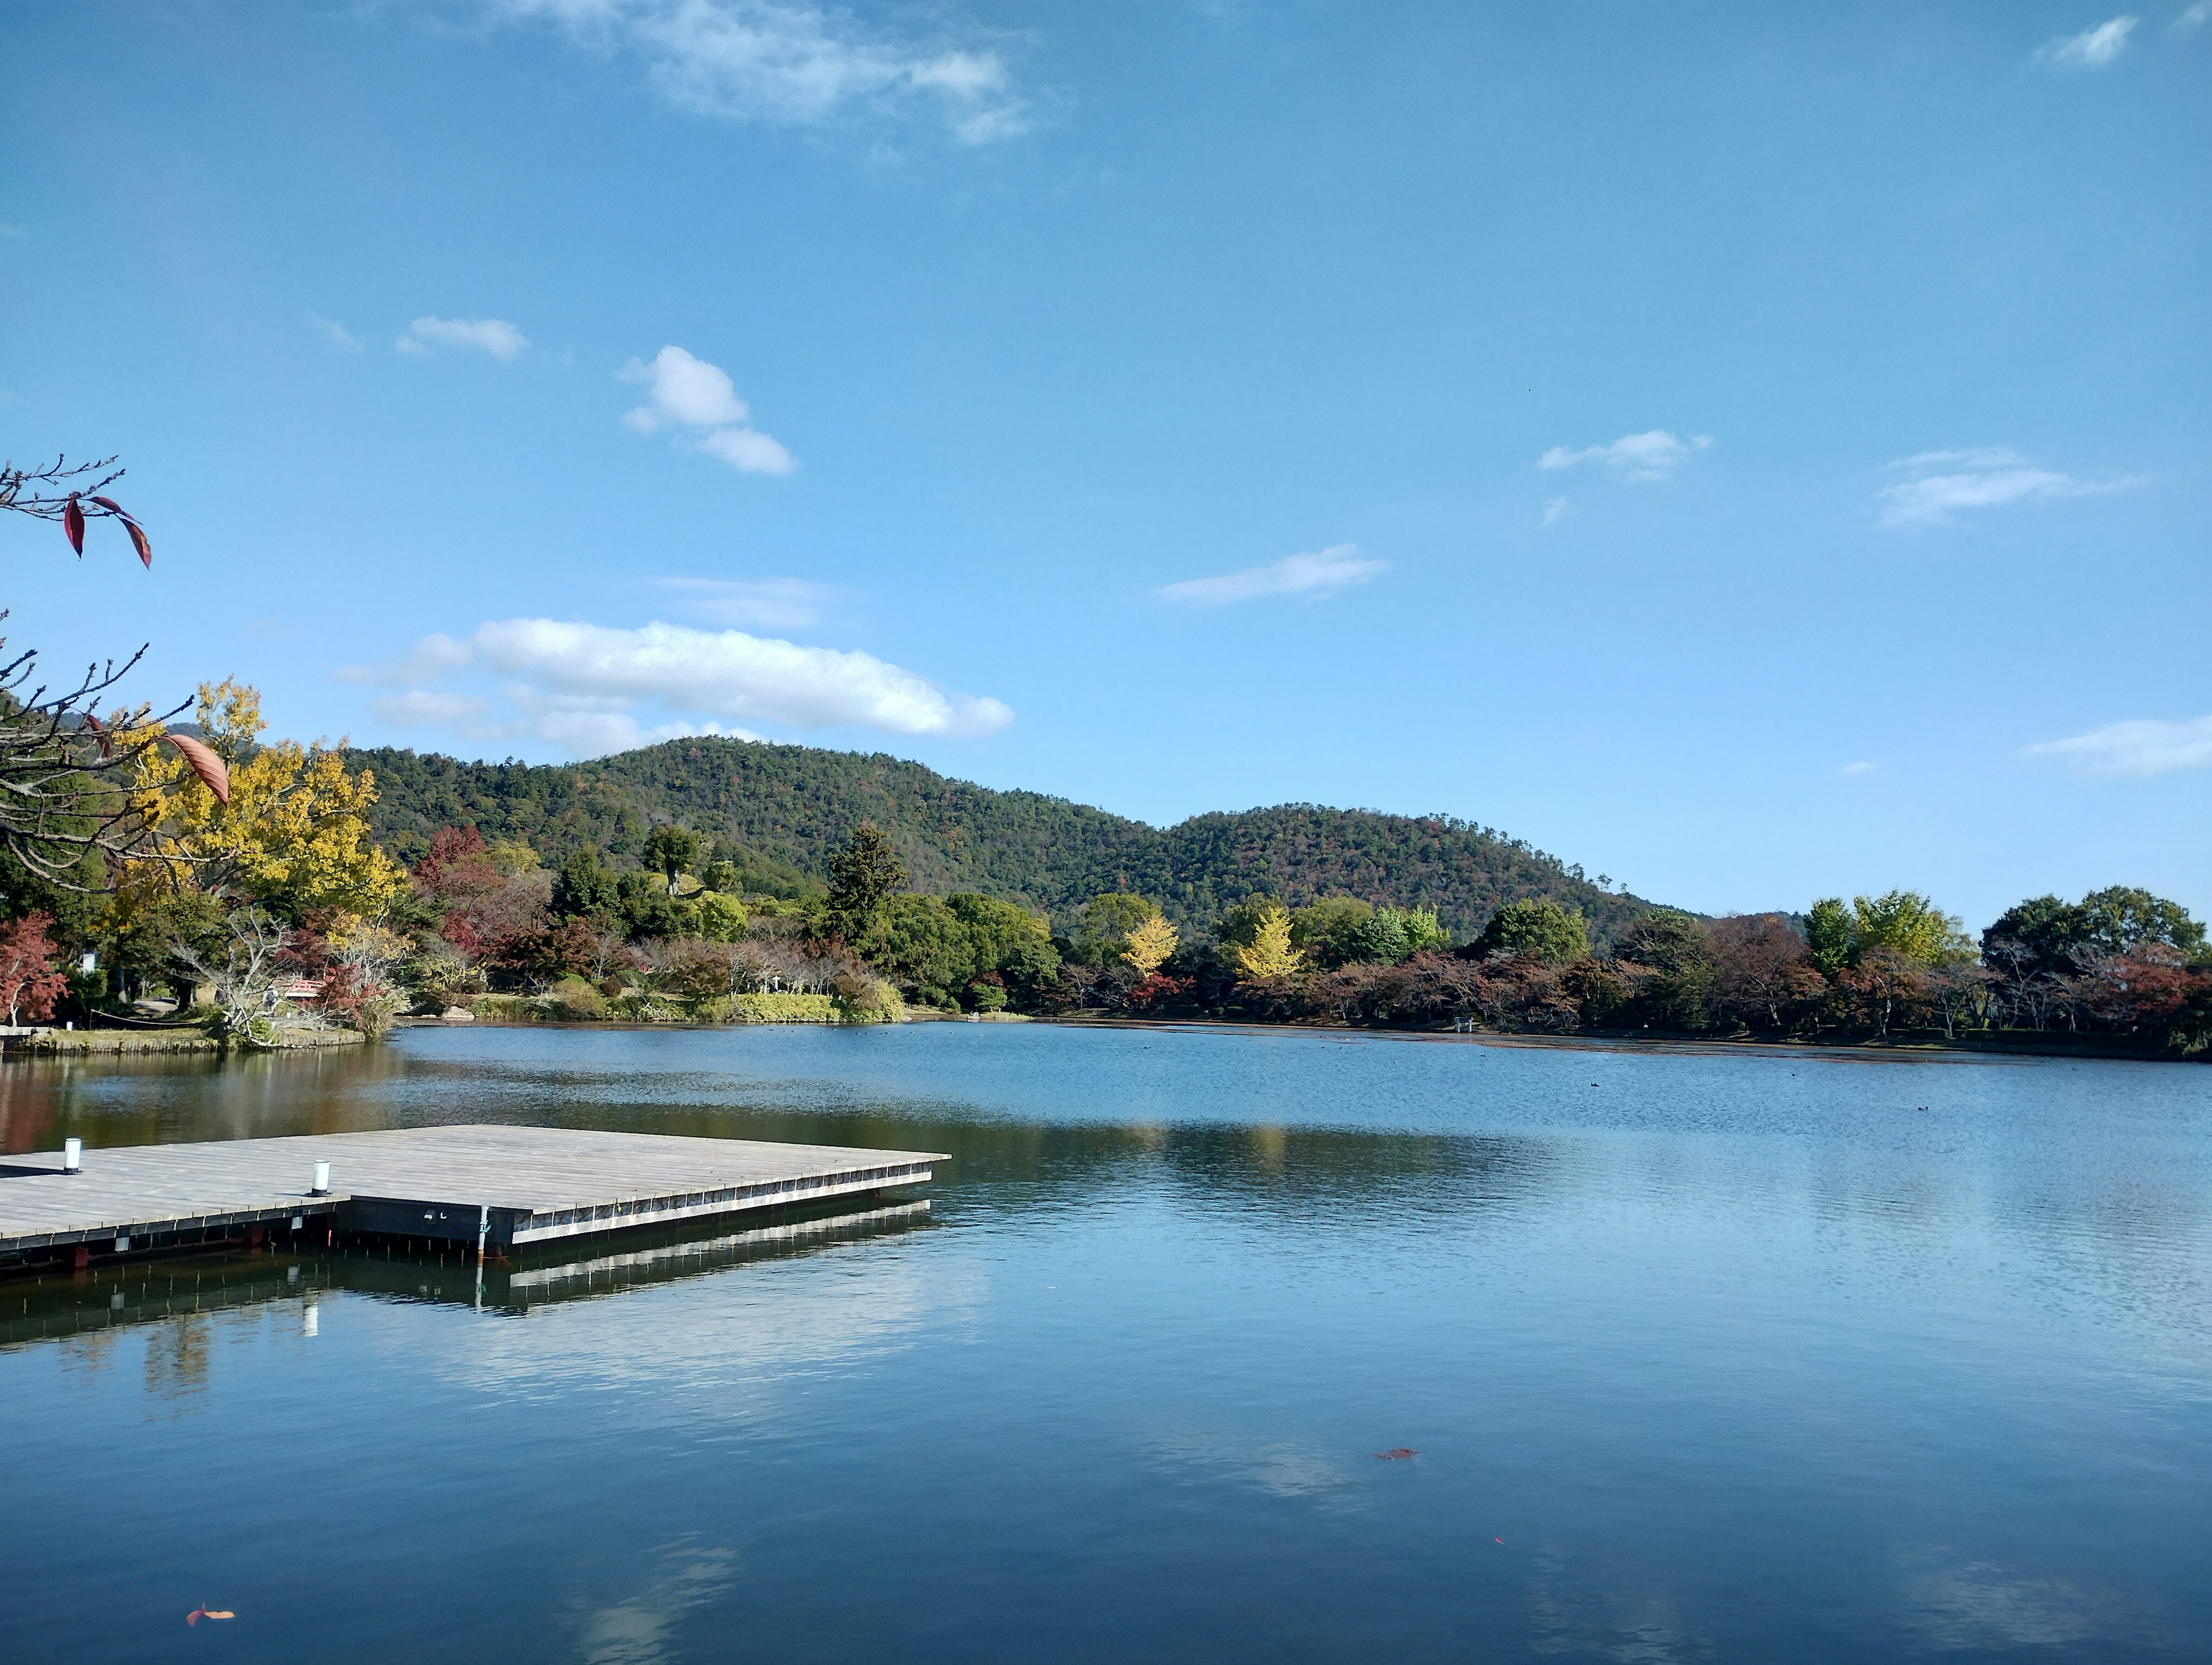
[0,1124,947,1272]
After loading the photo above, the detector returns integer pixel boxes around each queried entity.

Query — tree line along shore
[0,679,2203,1060]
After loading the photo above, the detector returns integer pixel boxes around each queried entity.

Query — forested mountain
[347,738,1655,942]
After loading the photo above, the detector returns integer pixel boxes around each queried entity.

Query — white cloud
[490,0,1029,143]
[1877,447,2145,527]
[1541,496,1572,526]
[2177,2,2211,31]
[371,689,495,729]
[619,345,797,474]
[657,577,830,629]
[1539,430,1712,482]
[2021,715,2212,778]
[1156,544,1384,606]
[1840,760,1878,776]
[695,425,797,475]
[2040,16,2138,64]
[351,616,1011,757]
[620,344,749,430]
[399,316,530,359]
[308,312,362,352]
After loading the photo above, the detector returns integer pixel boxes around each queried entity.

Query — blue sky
[2,2,2206,928]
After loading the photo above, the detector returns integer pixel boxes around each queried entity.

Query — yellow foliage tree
[125,679,406,917]
[1233,902,1304,980]
[1122,912,1179,977]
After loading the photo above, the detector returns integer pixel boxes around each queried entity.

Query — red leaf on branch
[165,732,230,803]
[89,498,153,566]
[83,713,112,757]
[63,494,85,555]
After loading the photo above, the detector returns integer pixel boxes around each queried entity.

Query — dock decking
[0,1124,948,1266]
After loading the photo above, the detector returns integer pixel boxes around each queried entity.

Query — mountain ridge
[346,737,1658,942]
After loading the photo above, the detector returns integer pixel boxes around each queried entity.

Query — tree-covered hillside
[347,738,1654,942]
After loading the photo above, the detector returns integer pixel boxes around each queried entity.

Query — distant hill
[347,738,1657,942]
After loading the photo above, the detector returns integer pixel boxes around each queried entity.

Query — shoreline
[8,1014,2188,1069]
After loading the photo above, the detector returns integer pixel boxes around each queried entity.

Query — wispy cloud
[656,576,830,629]
[398,316,529,359]
[308,311,362,352]
[0,221,26,239]
[1840,760,1878,776]
[2040,15,2138,65]
[1539,430,1711,483]
[1156,544,1384,607]
[1541,496,1573,526]
[489,0,1031,143]
[347,616,1010,757]
[620,346,796,475]
[2176,2,2211,31]
[2021,715,2212,777]
[1877,447,2145,527]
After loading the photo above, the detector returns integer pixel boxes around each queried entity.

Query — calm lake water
[2,1023,2209,1664]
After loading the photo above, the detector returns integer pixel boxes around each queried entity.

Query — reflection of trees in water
[0,1041,416,1156]
[142,1313,211,1408]
[1148,1125,1564,1218]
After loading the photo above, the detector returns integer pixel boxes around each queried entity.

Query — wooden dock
[0,1124,947,1270]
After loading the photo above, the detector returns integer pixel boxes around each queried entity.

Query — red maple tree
[0,912,71,1025]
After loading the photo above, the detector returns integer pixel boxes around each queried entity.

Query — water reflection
[2,1024,2208,1664]
[570,1542,739,1665]
[0,1196,937,1352]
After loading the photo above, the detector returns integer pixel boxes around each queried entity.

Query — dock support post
[476,1204,489,1265]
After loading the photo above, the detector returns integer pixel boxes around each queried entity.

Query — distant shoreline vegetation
[4,707,2205,1060]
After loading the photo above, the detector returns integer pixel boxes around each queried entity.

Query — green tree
[1476,899,1588,965]
[1394,905,1449,955]
[616,869,697,939]
[2077,886,2204,956]
[1613,908,1717,1029]
[1077,892,1160,967]
[1852,890,1971,965]
[551,850,618,920]
[1347,908,1410,964]
[702,859,742,894]
[862,894,974,1007]
[1805,898,1854,976]
[946,893,1062,1004]
[1290,896,1374,969]
[641,825,704,896]
[693,890,747,942]
[825,822,907,938]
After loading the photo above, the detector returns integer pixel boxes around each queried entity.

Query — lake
[2,1022,2208,1663]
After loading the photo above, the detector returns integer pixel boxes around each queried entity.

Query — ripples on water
[2,1023,2207,1663]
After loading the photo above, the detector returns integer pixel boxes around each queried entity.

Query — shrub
[836,977,906,1025]
[543,976,608,1021]
[729,992,839,1023]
